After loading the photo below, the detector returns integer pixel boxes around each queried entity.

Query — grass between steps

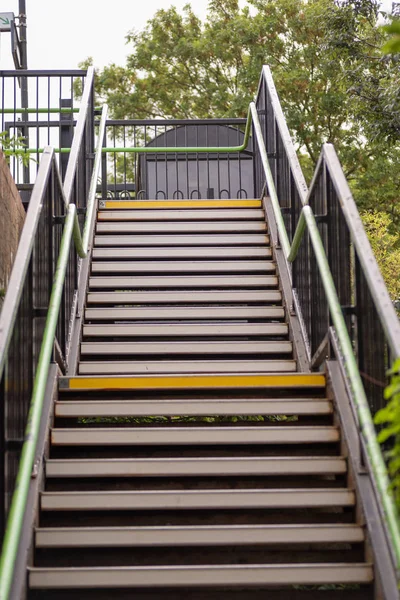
[78,415,299,425]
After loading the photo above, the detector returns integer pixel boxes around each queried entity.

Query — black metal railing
[100,118,253,200]
[0,70,89,204]
[0,69,95,542]
[0,151,64,539]
[254,65,400,419]
[303,146,400,415]
[254,66,308,239]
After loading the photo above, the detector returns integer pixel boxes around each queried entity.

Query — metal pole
[18,0,27,69]
[18,1,29,187]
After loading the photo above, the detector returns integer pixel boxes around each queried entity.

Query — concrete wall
[0,151,25,305]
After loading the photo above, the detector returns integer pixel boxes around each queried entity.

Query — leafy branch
[383,20,400,54]
[375,358,400,509]
[0,131,30,166]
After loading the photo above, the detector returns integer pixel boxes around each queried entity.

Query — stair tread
[82,323,288,336]
[40,488,356,511]
[80,340,292,355]
[45,456,347,478]
[51,426,339,446]
[93,234,269,246]
[78,360,297,375]
[55,398,332,417]
[59,373,326,391]
[92,247,272,259]
[84,307,285,320]
[99,199,262,209]
[35,523,363,547]
[28,562,374,588]
[88,275,279,288]
[90,261,276,273]
[96,221,268,234]
[86,290,283,304]
[97,209,265,221]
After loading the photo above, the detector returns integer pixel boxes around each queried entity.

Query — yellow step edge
[101,200,262,209]
[60,373,325,391]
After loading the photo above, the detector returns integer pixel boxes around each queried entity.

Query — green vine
[0,131,30,166]
[375,358,400,509]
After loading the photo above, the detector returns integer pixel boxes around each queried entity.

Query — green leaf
[382,37,400,55]
[383,21,400,35]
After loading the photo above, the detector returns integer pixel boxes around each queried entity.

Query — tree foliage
[375,358,400,510]
[361,210,400,301]
[383,19,400,54]
[81,0,400,228]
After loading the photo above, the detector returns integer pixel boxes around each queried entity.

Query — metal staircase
[28,197,372,596]
[1,66,400,599]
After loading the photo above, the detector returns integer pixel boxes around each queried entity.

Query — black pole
[18,1,29,187]
[18,0,27,69]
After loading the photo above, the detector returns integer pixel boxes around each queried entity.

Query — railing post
[101,129,107,200]
[60,99,73,181]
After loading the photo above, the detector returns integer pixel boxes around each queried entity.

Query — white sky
[0,1,210,70]
[0,0,395,70]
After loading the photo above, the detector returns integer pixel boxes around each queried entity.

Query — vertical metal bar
[101,128,107,199]
[175,126,178,199]
[206,126,210,195]
[185,126,189,198]
[196,126,200,197]
[155,125,158,200]
[18,1,29,186]
[123,123,127,196]
[133,125,137,198]
[216,125,221,197]
[113,125,117,197]
[60,99,73,181]
[165,126,169,199]
[238,126,243,198]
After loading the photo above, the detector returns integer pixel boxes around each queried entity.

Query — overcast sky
[0,0,394,70]
[1,1,210,70]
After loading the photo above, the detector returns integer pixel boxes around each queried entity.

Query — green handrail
[0,104,108,600]
[2,104,253,157]
[251,100,400,571]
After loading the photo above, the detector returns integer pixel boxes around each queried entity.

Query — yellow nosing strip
[64,374,325,391]
[103,200,262,209]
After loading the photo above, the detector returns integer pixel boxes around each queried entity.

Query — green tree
[361,210,400,301]
[375,359,400,510]
[83,0,400,223]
